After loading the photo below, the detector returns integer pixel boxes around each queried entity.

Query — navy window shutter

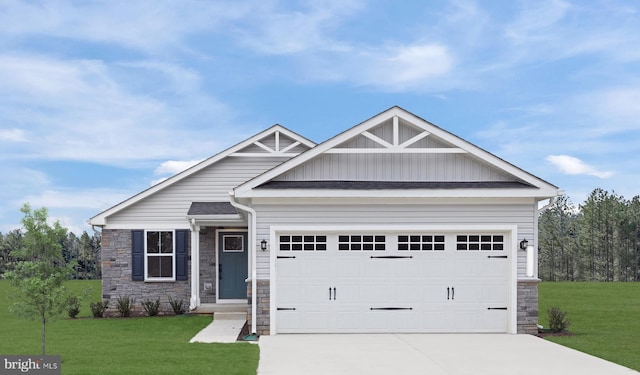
[175,229,189,281]
[131,230,145,281]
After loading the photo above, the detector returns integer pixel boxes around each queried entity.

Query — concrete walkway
[258,334,638,375]
[189,312,246,343]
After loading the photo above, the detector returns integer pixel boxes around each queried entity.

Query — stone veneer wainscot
[101,229,191,315]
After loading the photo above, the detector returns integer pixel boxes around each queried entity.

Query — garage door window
[338,235,385,251]
[398,235,445,251]
[279,235,327,251]
[456,235,504,251]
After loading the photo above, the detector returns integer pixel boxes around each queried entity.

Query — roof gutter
[228,191,258,336]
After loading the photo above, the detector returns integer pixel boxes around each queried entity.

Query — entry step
[214,312,247,321]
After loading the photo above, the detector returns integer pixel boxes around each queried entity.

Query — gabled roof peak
[89,124,315,226]
[234,106,559,198]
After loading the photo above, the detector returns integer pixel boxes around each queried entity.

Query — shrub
[67,295,81,319]
[116,296,135,317]
[168,296,187,315]
[548,306,570,332]
[90,300,109,318]
[141,299,161,317]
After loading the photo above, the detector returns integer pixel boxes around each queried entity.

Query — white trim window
[222,234,245,252]
[146,230,176,280]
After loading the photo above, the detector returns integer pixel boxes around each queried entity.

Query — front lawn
[539,281,640,371]
[0,280,259,375]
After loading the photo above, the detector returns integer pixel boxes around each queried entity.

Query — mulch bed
[236,321,252,341]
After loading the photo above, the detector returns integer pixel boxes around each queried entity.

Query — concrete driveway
[258,334,637,375]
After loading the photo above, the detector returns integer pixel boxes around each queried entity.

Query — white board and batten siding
[106,157,290,227]
[274,153,517,182]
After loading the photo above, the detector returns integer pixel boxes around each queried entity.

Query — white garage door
[275,232,510,333]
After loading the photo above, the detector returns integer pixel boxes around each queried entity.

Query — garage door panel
[276,231,510,333]
[335,257,362,278]
[448,304,483,332]
[452,258,482,278]
[301,258,332,278]
[395,284,423,304]
[333,284,361,303]
[481,309,508,331]
[361,283,393,304]
[363,260,394,278]
[483,259,508,277]
[276,310,301,332]
[304,309,332,331]
[277,285,303,305]
[481,285,508,304]
[451,286,482,303]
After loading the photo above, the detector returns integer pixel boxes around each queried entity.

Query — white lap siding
[107,157,290,226]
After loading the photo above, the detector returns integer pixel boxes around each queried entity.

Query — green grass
[5,280,637,373]
[539,282,640,371]
[0,280,259,374]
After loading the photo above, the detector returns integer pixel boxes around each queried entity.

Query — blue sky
[0,0,639,234]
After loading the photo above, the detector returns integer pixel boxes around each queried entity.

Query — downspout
[189,218,200,310]
[533,194,561,278]
[229,191,258,336]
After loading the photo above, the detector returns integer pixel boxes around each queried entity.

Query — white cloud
[0,167,51,194]
[504,0,571,45]
[0,128,28,142]
[568,87,640,135]
[596,87,640,120]
[367,44,454,89]
[154,159,204,175]
[3,187,136,234]
[20,189,131,211]
[0,0,248,53]
[546,155,614,179]
[0,53,233,166]
[302,42,455,92]
[232,0,364,55]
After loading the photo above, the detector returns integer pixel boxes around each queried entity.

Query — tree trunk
[41,315,46,356]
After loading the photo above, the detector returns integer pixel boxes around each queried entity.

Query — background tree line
[0,228,101,279]
[539,188,640,281]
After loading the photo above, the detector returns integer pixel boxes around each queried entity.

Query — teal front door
[218,231,248,299]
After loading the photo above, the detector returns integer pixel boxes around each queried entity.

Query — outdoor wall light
[260,239,268,251]
[519,238,529,250]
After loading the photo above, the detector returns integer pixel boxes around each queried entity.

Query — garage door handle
[370,307,413,311]
[447,287,449,300]
[329,287,337,300]
[451,287,454,300]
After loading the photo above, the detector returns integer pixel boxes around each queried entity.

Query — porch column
[189,223,200,310]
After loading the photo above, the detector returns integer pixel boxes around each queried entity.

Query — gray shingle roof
[187,202,238,215]
[257,180,535,190]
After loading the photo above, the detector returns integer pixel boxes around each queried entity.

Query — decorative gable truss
[231,128,311,157]
[327,115,466,154]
